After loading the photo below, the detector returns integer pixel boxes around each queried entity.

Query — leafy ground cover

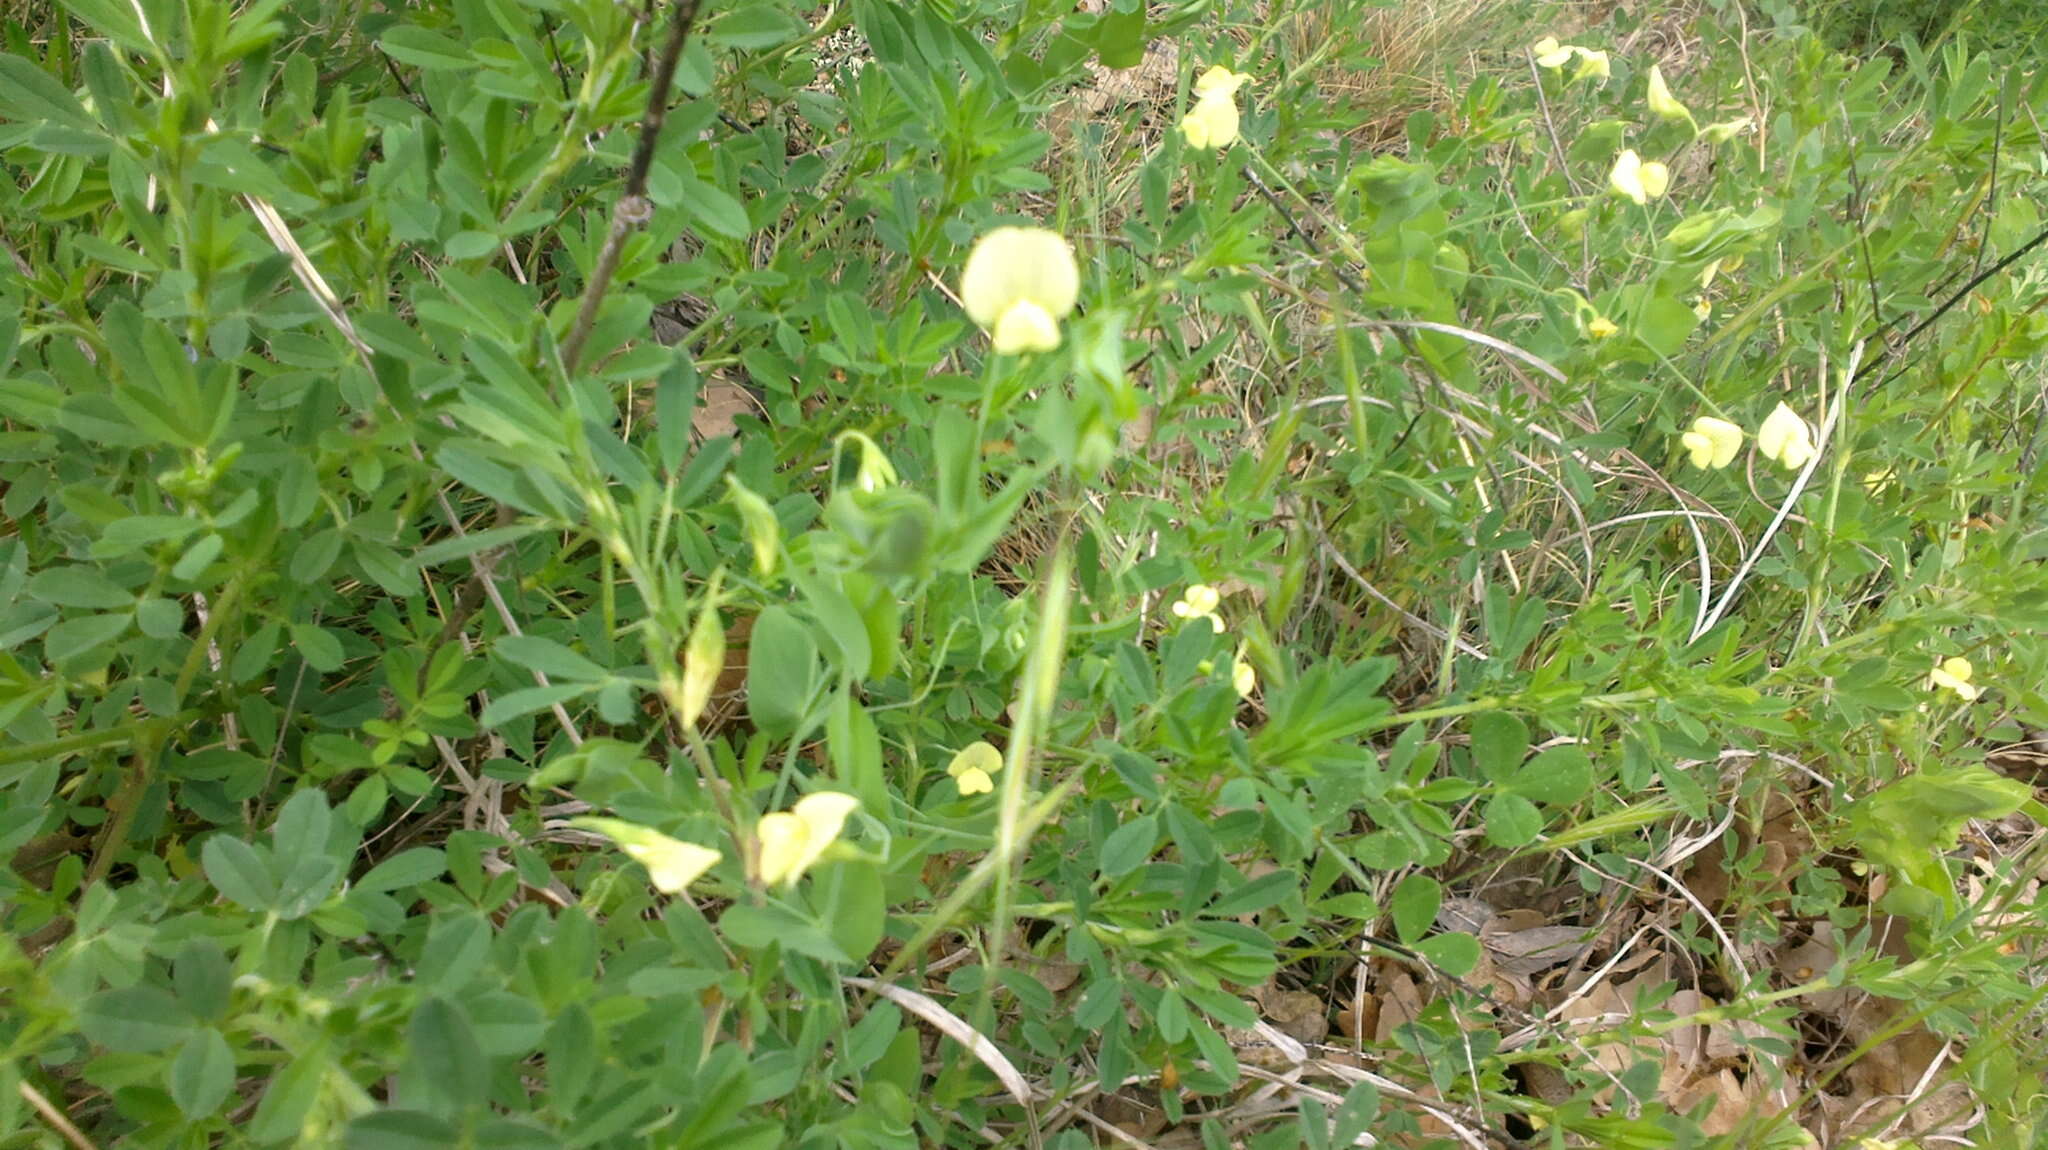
[2,0,2048,1145]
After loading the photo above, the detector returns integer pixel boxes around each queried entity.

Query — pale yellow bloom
[960,227,1080,356]
[756,792,859,887]
[571,817,721,894]
[1231,650,1256,698]
[1571,49,1610,85]
[1927,656,1981,701]
[725,477,780,576]
[1608,150,1667,204]
[1587,316,1618,339]
[1639,161,1670,200]
[1862,467,1896,495]
[1170,584,1224,632]
[1681,416,1743,469]
[1755,402,1816,470]
[1699,259,1723,288]
[1192,65,1252,98]
[1180,69,1251,151]
[1531,37,1574,68]
[678,573,726,729]
[1693,297,1712,321]
[1645,65,1692,124]
[947,740,1002,796]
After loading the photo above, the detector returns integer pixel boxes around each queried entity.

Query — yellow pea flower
[1639,161,1670,200]
[1681,416,1743,469]
[1862,467,1896,495]
[1755,402,1816,470]
[724,476,781,577]
[1645,65,1693,125]
[1180,67,1251,150]
[1531,37,1575,68]
[1927,656,1981,701]
[756,792,859,887]
[1170,583,1223,632]
[571,817,721,894]
[1608,150,1668,204]
[959,226,1080,356]
[1571,49,1610,85]
[677,574,725,729]
[1231,649,1256,699]
[1693,297,1712,321]
[1586,316,1619,339]
[1192,64,1252,99]
[946,740,1002,796]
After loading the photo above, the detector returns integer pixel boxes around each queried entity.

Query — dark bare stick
[560,0,705,376]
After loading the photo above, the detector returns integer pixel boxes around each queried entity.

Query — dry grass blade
[842,976,1041,1108]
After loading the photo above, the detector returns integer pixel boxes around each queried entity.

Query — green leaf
[479,682,592,727]
[25,567,131,608]
[1414,931,1480,978]
[1389,874,1440,945]
[1207,868,1298,917]
[679,174,752,240]
[174,939,232,1021]
[168,1029,236,1118]
[201,834,277,911]
[1482,792,1543,848]
[1509,747,1594,806]
[346,1111,461,1150]
[410,522,547,570]
[248,1049,327,1144]
[1468,712,1528,783]
[379,25,473,71]
[495,634,609,682]
[42,612,132,661]
[747,606,819,740]
[410,997,489,1106]
[1098,813,1158,877]
[820,859,886,961]
[78,987,194,1052]
[357,847,447,893]
[707,2,802,51]
[0,55,98,132]
[288,623,345,672]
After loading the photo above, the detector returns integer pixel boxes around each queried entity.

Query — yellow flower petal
[1608,149,1647,205]
[1646,65,1692,124]
[991,300,1062,355]
[678,585,725,729]
[1693,297,1712,322]
[1639,161,1670,200]
[1179,91,1241,149]
[947,740,1003,780]
[1587,316,1618,339]
[1571,48,1610,84]
[1755,402,1816,470]
[959,226,1079,346]
[1532,37,1573,68]
[1684,416,1743,469]
[1192,65,1251,97]
[1929,656,1981,701]
[570,817,721,894]
[757,792,859,887]
[1231,654,1256,699]
[954,767,993,796]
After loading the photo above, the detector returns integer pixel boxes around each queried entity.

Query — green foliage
[1,0,2047,1144]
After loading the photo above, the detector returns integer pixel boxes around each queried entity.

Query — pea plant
[2,0,2046,1145]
